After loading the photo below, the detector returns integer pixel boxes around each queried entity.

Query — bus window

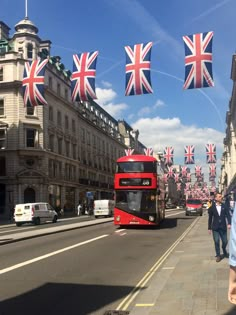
[117,162,156,173]
[116,190,156,213]
[127,191,142,211]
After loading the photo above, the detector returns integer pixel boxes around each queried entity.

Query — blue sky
[1,0,235,183]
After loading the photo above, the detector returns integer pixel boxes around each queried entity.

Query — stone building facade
[0,17,145,218]
[219,54,236,197]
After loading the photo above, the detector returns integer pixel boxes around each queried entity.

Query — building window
[72,119,75,133]
[57,83,61,96]
[26,106,35,116]
[87,131,90,145]
[65,115,69,129]
[27,43,33,59]
[26,128,37,147]
[49,106,53,121]
[58,161,62,178]
[65,141,70,157]
[0,67,3,81]
[72,144,76,159]
[48,77,52,89]
[57,111,62,126]
[65,88,68,100]
[0,128,6,149]
[0,99,4,116]
[93,134,96,148]
[81,128,85,143]
[58,137,62,155]
[49,134,54,152]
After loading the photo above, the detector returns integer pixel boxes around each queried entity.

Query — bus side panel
[114,208,157,226]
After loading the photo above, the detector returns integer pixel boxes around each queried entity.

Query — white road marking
[0,234,108,275]
[135,304,154,307]
[115,229,126,233]
[165,211,185,217]
[116,218,199,311]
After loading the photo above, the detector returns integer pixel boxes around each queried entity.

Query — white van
[14,202,58,226]
[94,200,115,218]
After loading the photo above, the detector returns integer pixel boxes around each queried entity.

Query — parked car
[14,202,58,226]
[185,199,203,216]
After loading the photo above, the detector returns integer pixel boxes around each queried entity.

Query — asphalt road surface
[0,209,196,315]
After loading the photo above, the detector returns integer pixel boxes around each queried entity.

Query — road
[0,209,197,315]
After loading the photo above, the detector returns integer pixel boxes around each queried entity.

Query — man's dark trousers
[212,229,228,257]
[208,201,231,257]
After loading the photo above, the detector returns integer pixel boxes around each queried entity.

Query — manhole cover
[104,311,129,315]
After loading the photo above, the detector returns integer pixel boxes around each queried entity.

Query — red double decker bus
[114,155,165,226]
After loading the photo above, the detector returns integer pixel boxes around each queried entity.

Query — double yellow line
[116,217,200,311]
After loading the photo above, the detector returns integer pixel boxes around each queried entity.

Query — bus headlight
[149,216,155,222]
[116,216,121,222]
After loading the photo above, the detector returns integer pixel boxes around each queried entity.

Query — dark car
[185,199,203,216]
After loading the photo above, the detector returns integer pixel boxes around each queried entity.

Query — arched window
[27,43,33,59]
[24,187,35,203]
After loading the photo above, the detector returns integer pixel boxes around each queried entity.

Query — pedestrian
[208,192,231,262]
[228,202,236,304]
[77,204,82,216]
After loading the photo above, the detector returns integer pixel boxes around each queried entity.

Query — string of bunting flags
[125,145,217,185]
[164,143,216,165]
[21,30,214,107]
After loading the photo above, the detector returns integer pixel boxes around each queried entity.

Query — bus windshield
[116,161,156,173]
[115,190,156,213]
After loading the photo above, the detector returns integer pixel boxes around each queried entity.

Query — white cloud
[96,87,117,105]
[138,106,152,116]
[153,99,165,108]
[96,86,128,118]
[101,80,112,88]
[101,102,128,118]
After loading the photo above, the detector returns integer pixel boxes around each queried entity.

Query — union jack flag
[186,173,191,182]
[184,145,195,164]
[197,174,204,182]
[185,183,191,190]
[144,148,153,156]
[164,147,174,165]
[177,183,181,191]
[206,143,216,163]
[163,174,169,183]
[209,164,216,177]
[181,166,188,177]
[22,59,48,107]
[125,148,134,156]
[168,166,174,177]
[183,31,214,89]
[195,165,202,177]
[174,173,179,183]
[210,181,216,192]
[125,42,153,96]
[71,51,98,102]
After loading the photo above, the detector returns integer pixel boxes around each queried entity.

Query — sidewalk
[130,213,236,315]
